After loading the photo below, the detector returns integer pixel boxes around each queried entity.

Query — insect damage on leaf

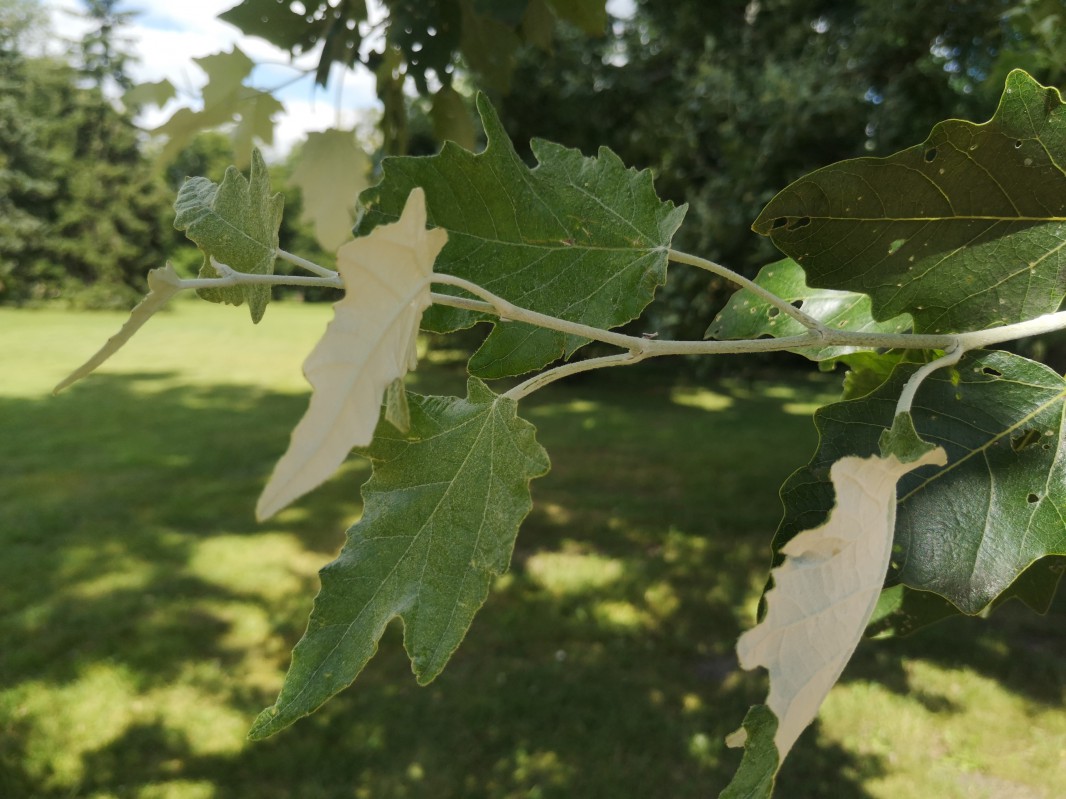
[725,444,945,788]
[256,188,447,520]
[754,70,1066,334]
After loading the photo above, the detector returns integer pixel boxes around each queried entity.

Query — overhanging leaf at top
[777,350,1066,615]
[249,378,550,739]
[753,70,1066,334]
[357,93,686,378]
[706,258,911,362]
[173,149,283,323]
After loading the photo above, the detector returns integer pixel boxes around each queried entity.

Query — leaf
[753,70,1066,334]
[720,705,779,799]
[151,47,256,165]
[52,263,183,394]
[173,149,283,323]
[122,79,175,110]
[248,377,550,739]
[430,86,476,151]
[778,349,1066,615]
[219,0,367,86]
[289,129,371,251]
[546,0,607,35]
[730,445,946,783]
[706,258,911,362]
[232,90,284,170]
[256,189,447,520]
[358,94,686,378]
[869,555,1066,637]
[459,0,521,93]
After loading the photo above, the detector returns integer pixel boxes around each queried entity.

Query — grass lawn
[1,301,1064,798]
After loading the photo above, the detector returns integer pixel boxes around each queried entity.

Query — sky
[44,0,384,156]
[43,0,634,157]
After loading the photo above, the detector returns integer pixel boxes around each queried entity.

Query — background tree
[0,0,175,308]
[498,0,1064,340]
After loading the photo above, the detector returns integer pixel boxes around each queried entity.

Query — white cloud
[43,0,381,156]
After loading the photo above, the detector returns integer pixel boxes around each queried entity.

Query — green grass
[1,302,1064,798]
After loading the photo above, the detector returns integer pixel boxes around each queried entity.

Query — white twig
[669,248,828,335]
[894,343,965,417]
[277,249,339,278]
[166,260,1066,402]
[504,352,648,401]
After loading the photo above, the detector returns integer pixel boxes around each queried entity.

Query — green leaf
[232,90,284,170]
[459,0,521,93]
[720,705,779,799]
[878,412,937,463]
[777,349,1066,615]
[869,556,1066,637]
[150,47,283,168]
[546,0,606,35]
[430,86,476,151]
[122,78,175,110]
[289,129,370,251]
[357,94,686,378]
[249,378,550,739]
[220,0,367,85]
[173,149,283,323]
[753,70,1066,334]
[705,258,911,361]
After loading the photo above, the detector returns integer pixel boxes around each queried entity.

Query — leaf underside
[706,257,911,361]
[173,149,283,323]
[754,70,1066,334]
[356,93,686,378]
[778,349,1066,618]
[249,378,549,739]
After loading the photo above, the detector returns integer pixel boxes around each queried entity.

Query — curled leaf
[53,263,183,394]
[728,445,946,784]
[256,188,447,520]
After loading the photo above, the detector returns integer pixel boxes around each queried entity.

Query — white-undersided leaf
[249,377,550,739]
[289,129,371,251]
[255,189,447,520]
[53,263,183,394]
[727,445,946,789]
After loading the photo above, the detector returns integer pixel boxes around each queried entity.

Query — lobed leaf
[173,149,283,323]
[289,129,371,251]
[777,350,1066,616]
[706,258,911,361]
[754,70,1066,334]
[256,189,447,520]
[357,93,686,378]
[249,378,550,739]
[728,446,945,788]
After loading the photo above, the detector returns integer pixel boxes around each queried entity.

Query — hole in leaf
[791,300,804,309]
[768,307,780,318]
[981,366,1003,377]
[1028,493,1040,504]
[1015,140,1023,148]
[924,147,938,162]
[789,216,811,230]
[1012,429,1041,453]
[770,217,788,230]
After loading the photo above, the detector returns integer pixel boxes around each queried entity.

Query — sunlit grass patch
[1,304,1063,798]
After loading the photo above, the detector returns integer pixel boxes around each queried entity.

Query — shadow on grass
[1,364,1060,797]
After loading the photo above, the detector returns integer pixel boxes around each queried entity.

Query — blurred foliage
[498,0,1066,343]
[0,0,173,309]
